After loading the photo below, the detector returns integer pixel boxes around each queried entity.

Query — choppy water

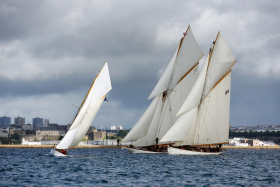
[0,148,279,186]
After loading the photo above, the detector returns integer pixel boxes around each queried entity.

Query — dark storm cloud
[0,0,279,127]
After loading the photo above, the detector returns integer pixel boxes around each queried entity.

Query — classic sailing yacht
[50,62,112,156]
[122,26,204,153]
[161,32,236,155]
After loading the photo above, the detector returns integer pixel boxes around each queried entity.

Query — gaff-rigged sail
[163,32,236,147]
[122,25,204,147]
[56,62,112,150]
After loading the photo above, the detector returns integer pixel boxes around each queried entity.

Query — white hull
[168,147,224,155]
[122,147,166,154]
[50,149,67,157]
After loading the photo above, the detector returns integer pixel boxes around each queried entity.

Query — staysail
[122,25,204,147]
[56,62,112,150]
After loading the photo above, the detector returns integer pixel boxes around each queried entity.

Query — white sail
[185,71,231,145]
[69,97,104,147]
[56,62,112,150]
[89,63,112,107]
[169,26,203,90]
[157,64,198,140]
[134,93,163,147]
[148,46,179,100]
[56,126,80,149]
[121,95,162,143]
[160,106,197,142]
[56,84,95,149]
[176,55,209,116]
[203,33,236,97]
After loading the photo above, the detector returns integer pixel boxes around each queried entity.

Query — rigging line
[149,45,179,99]
[201,91,220,143]
[127,100,149,130]
[157,93,172,137]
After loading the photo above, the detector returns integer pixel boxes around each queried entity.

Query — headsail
[56,62,112,150]
[121,94,162,143]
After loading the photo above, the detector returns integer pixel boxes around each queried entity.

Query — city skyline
[0,1,279,129]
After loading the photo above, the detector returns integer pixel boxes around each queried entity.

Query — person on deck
[155,137,159,149]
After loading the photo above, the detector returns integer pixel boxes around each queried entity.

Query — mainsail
[122,26,204,147]
[161,32,236,147]
[56,63,112,150]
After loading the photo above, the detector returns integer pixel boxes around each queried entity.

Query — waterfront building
[245,139,260,146]
[0,116,11,128]
[33,117,43,127]
[44,119,49,127]
[0,130,8,138]
[88,131,106,140]
[36,130,60,136]
[14,116,25,127]
[259,141,276,146]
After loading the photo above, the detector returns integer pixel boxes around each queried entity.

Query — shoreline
[223,146,280,149]
[0,145,279,149]
[0,145,121,149]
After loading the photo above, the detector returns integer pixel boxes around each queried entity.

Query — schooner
[161,32,236,155]
[122,26,204,153]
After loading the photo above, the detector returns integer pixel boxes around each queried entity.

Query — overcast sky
[0,0,279,129]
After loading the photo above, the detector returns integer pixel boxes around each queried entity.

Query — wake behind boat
[50,62,112,156]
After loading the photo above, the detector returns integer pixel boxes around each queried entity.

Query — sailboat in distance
[122,25,204,153]
[161,32,236,155]
[50,62,112,156]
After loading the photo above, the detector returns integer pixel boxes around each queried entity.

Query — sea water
[0,148,279,186]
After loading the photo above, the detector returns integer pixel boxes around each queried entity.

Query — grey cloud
[0,0,279,128]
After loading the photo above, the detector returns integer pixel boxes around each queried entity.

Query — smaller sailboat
[161,32,236,155]
[50,62,112,156]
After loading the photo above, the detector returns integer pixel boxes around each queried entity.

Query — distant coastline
[0,145,279,149]
[0,145,121,149]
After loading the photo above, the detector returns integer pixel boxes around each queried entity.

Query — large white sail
[176,55,209,116]
[133,93,163,147]
[169,26,204,90]
[188,71,232,145]
[121,95,162,143]
[203,32,236,97]
[160,106,197,142]
[157,64,198,140]
[56,62,112,150]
